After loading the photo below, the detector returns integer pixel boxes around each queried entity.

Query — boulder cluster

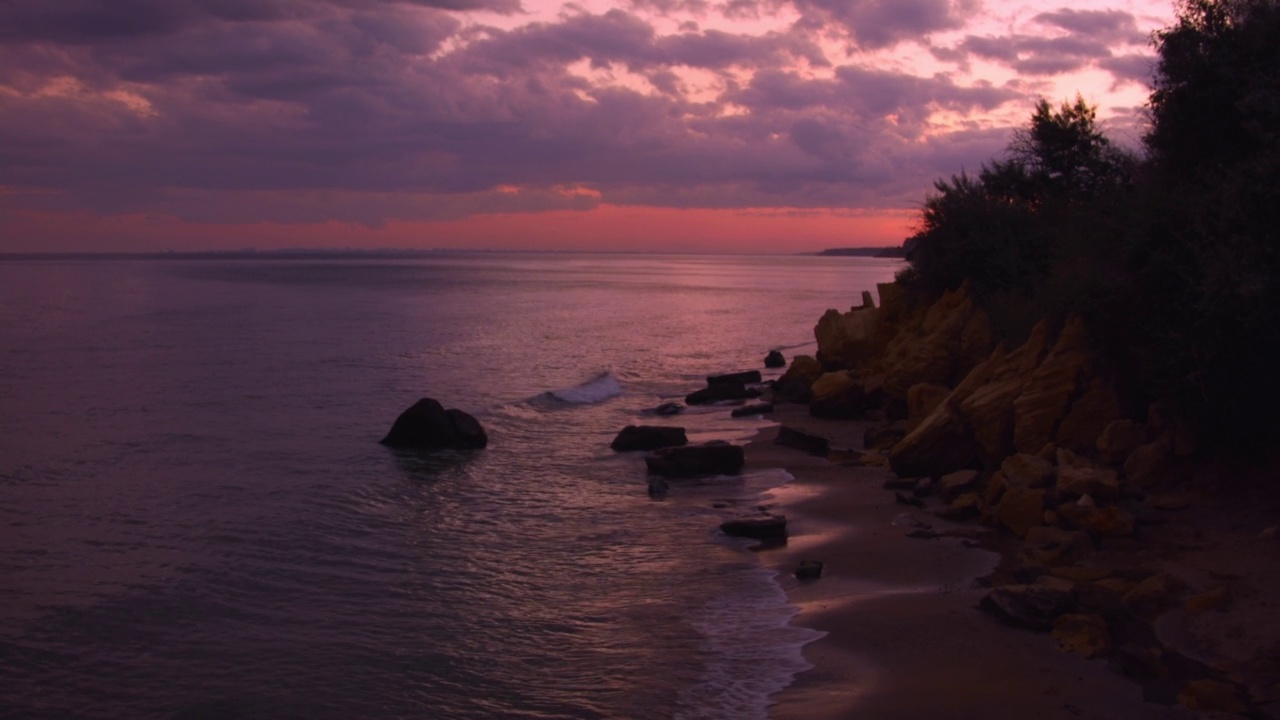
[773,283,1259,715]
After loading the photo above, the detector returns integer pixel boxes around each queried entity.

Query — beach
[745,405,1203,720]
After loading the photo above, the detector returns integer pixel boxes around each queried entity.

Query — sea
[0,252,900,720]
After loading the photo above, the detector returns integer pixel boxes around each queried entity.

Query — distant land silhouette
[812,247,906,258]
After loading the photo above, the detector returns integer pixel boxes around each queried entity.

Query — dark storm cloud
[932,8,1147,81]
[792,0,974,49]
[0,2,1022,225]
[1032,9,1147,44]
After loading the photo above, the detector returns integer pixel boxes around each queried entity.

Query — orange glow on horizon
[3,205,915,254]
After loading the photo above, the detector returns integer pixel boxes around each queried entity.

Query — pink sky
[0,0,1175,253]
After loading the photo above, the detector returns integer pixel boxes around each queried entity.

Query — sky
[0,0,1176,253]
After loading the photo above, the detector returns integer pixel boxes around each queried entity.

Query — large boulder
[775,426,830,456]
[809,371,865,419]
[980,577,1077,630]
[775,355,824,403]
[888,403,974,478]
[645,441,745,477]
[611,425,688,452]
[380,398,489,450]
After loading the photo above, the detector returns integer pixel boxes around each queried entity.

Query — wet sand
[749,405,1197,720]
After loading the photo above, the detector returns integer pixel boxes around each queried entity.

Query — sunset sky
[1,0,1175,253]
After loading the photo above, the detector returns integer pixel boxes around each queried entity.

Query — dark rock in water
[381,398,488,450]
[774,426,829,456]
[731,402,775,418]
[645,441,745,477]
[611,425,688,452]
[979,578,1077,631]
[685,382,762,405]
[764,350,786,368]
[721,514,787,540]
[795,560,823,580]
[648,477,669,499]
[708,370,763,386]
[653,402,684,416]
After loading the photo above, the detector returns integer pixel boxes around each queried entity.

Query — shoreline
[743,405,1196,720]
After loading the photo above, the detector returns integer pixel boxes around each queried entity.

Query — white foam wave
[676,568,825,720]
[540,371,623,405]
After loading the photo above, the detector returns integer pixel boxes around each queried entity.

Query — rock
[1178,679,1247,714]
[1012,317,1090,454]
[645,442,745,477]
[938,469,980,502]
[1021,526,1095,567]
[1185,586,1230,613]
[795,560,823,580]
[938,492,983,521]
[764,350,787,368]
[877,285,996,399]
[864,421,908,451]
[993,485,1047,537]
[1123,437,1172,490]
[653,402,684,416]
[1122,572,1186,622]
[775,355,824,403]
[1096,419,1146,466]
[380,398,489,450]
[708,370,763,386]
[774,426,830,456]
[1055,375,1122,454]
[647,477,669,498]
[686,382,762,405]
[1056,504,1136,538]
[979,577,1077,631]
[888,404,974,478]
[1052,614,1111,658]
[610,425,688,452]
[720,514,787,540]
[1000,453,1054,489]
[906,383,950,432]
[895,492,925,508]
[1055,466,1121,500]
[809,371,866,419]
[815,300,880,370]
[731,402,774,417]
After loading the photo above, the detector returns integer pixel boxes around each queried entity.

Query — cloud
[792,0,976,49]
[0,0,1150,235]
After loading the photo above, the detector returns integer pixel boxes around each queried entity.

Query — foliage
[897,0,1280,445]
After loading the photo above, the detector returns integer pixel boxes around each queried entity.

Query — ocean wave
[532,371,624,407]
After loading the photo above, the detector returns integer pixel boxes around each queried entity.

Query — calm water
[0,253,899,720]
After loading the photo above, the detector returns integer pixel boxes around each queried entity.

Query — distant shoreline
[0,248,907,261]
[809,247,906,258]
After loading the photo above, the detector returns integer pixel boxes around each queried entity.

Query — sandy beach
[747,404,1200,720]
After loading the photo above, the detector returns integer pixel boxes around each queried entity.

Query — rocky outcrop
[644,441,745,477]
[610,425,688,452]
[814,291,881,369]
[708,370,763,386]
[380,398,489,450]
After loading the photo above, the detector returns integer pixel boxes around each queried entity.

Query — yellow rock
[1052,614,1111,658]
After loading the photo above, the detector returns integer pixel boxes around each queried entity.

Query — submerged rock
[644,441,745,477]
[720,514,787,540]
[653,402,685,416]
[380,398,488,450]
[795,560,824,580]
[764,350,787,368]
[685,382,761,405]
[731,402,775,417]
[707,370,763,386]
[610,425,688,452]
